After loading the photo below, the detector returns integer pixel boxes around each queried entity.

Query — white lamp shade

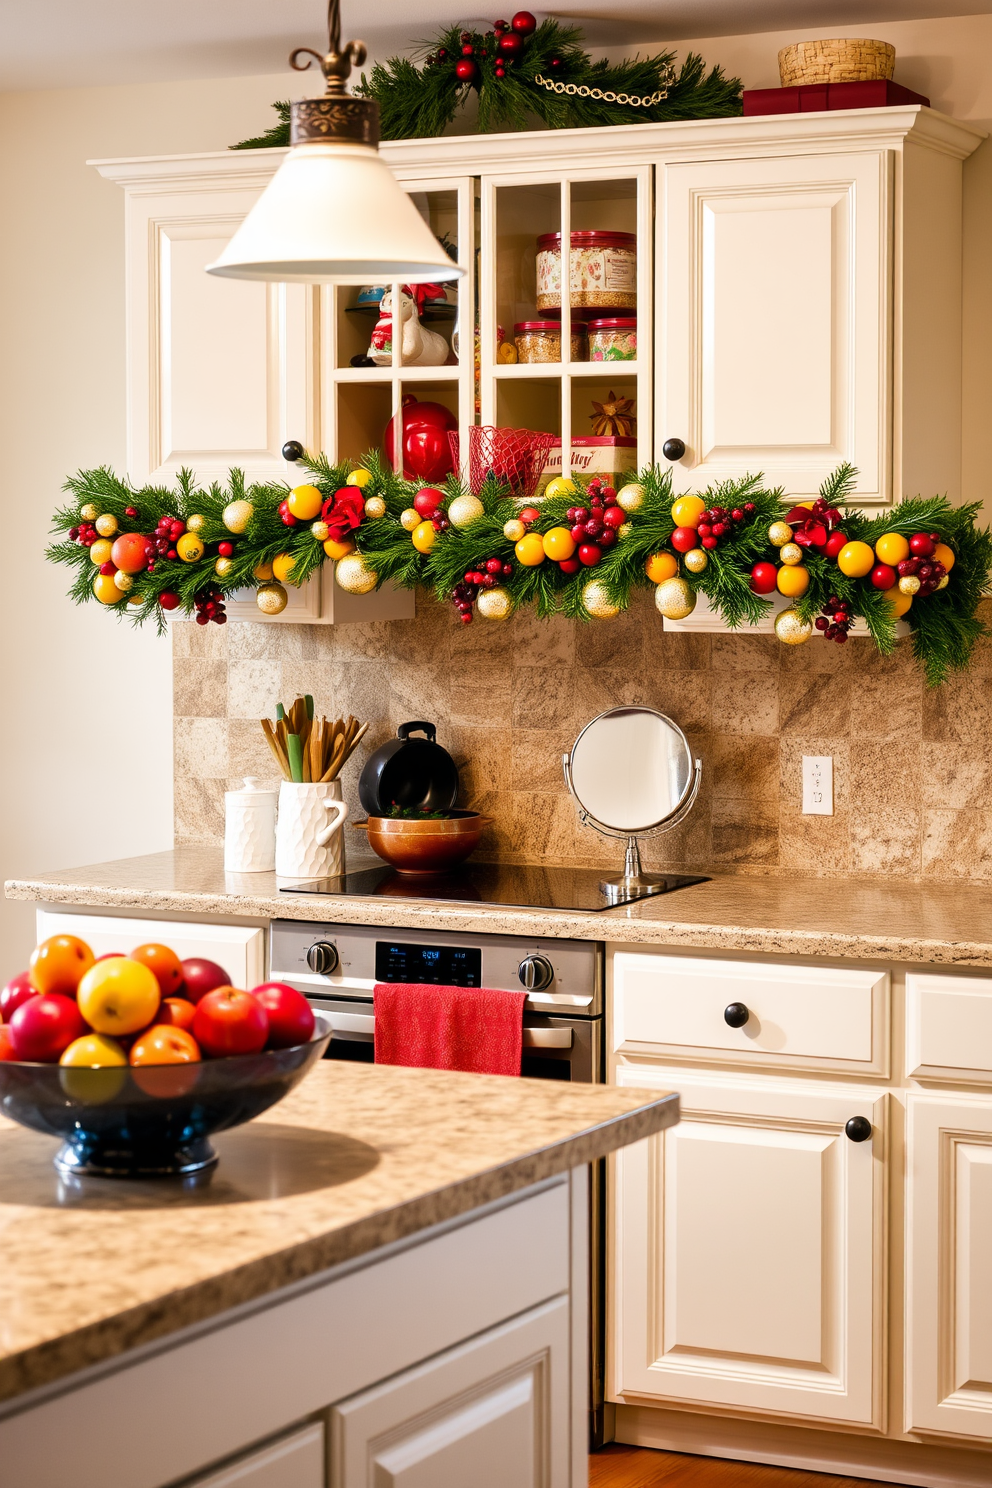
[206,141,464,285]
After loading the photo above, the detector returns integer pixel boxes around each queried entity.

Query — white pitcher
[275,780,349,879]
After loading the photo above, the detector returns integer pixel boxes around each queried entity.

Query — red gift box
[743,80,930,116]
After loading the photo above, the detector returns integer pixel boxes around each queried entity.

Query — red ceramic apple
[384,396,456,484]
[9,994,86,1062]
[251,983,316,1049]
[192,987,268,1057]
[180,958,232,1005]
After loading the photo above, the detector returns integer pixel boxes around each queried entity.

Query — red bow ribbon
[321,489,365,543]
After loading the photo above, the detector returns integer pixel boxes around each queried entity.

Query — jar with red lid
[587,317,638,362]
[535,231,637,314]
[514,319,589,364]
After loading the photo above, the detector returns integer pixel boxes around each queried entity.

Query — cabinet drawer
[906,973,992,1083]
[611,953,889,1075]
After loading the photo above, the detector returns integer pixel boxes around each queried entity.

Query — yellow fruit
[503,518,526,543]
[60,1033,127,1069]
[670,496,705,529]
[322,537,355,560]
[400,508,420,532]
[836,540,875,578]
[253,560,274,581]
[77,957,161,1036]
[933,542,955,572]
[95,514,118,537]
[776,564,810,598]
[59,1040,128,1103]
[346,468,374,488]
[874,532,910,566]
[515,532,547,567]
[89,539,113,566]
[411,521,436,554]
[645,551,678,583]
[544,476,576,500]
[93,573,123,604]
[286,484,324,521]
[882,584,913,617]
[542,526,576,561]
[272,552,298,583]
[176,532,205,563]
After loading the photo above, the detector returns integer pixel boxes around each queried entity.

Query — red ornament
[384,396,457,484]
[511,10,537,35]
[823,529,849,559]
[559,558,581,575]
[461,43,474,56]
[578,544,602,567]
[455,58,478,82]
[498,31,522,54]
[413,487,444,517]
[519,506,541,526]
[159,592,181,610]
[217,541,234,557]
[870,563,897,590]
[670,525,698,553]
[749,562,778,595]
[909,532,935,558]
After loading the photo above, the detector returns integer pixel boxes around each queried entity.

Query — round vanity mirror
[563,707,702,903]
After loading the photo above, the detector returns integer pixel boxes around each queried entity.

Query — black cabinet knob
[662,437,686,461]
[723,1002,750,1029]
[281,439,305,461]
[845,1116,873,1143]
[306,941,339,976]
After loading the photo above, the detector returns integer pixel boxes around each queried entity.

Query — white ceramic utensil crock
[224,777,278,872]
[275,780,349,879]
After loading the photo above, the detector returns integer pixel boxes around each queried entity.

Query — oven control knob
[518,955,555,992]
[306,941,339,976]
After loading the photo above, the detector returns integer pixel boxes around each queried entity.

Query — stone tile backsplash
[173,591,992,881]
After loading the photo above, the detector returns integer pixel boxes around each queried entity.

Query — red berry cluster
[194,587,227,626]
[452,557,514,624]
[151,513,186,567]
[69,520,99,547]
[696,502,753,551]
[900,533,947,596]
[564,478,624,571]
[427,12,535,82]
[815,595,853,644]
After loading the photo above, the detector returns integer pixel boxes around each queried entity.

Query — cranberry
[570,523,587,543]
[486,557,503,574]
[743,502,756,514]
[602,506,626,529]
[598,528,617,549]
[697,523,712,538]
[218,541,234,557]
[573,508,589,523]
[701,536,718,550]
[584,519,603,538]
[502,562,513,577]
[730,508,744,522]
[460,612,473,625]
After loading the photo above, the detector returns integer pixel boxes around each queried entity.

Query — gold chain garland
[533,67,674,107]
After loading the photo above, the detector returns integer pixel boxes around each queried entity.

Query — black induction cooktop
[279,862,709,912]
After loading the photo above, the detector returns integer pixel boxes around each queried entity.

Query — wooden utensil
[259,700,369,783]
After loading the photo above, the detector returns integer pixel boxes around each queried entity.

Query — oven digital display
[375,942,482,986]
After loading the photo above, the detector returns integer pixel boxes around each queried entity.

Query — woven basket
[778,38,895,86]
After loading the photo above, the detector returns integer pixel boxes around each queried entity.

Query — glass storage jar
[535,231,637,314]
[587,317,638,362]
[514,320,588,364]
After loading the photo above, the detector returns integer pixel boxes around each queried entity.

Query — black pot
[358,722,459,817]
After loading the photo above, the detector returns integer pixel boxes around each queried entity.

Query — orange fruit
[157,997,197,1032]
[111,533,151,574]
[93,572,123,604]
[645,552,678,584]
[129,1024,200,1066]
[130,943,185,998]
[253,560,274,581]
[59,1033,127,1068]
[286,484,323,521]
[542,526,576,561]
[874,532,910,566]
[777,565,810,598]
[322,537,355,560]
[670,496,705,529]
[58,1034,128,1102]
[77,958,160,1036]
[272,552,298,583]
[882,585,913,617]
[514,533,546,567]
[836,541,875,578]
[933,542,955,572]
[411,521,436,555]
[29,935,95,996]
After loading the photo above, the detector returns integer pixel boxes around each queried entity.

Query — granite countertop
[6,845,992,966]
[0,1061,676,1406]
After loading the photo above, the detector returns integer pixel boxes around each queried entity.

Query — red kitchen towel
[373,983,527,1076]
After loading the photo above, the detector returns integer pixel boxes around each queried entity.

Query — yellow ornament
[310,520,330,541]
[774,608,813,645]
[215,556,235,578]
[272,552,298,583]
[671,495,706,529]
[400,508,420,532]
[768,521,793,547]
[448,494,485,528]
[363,496,387,520]
[779,542,803,566]
[411,521,436,554]
[837,540,875,578]
[616,483,645,513]
[476,586,513,621]
[899,574,921,596]
[875,532,910,566]
[79,503,99,522]
[93,573,122,605]
[654,576,696,620]
[256,582,288,615]
[503,518,526,543]
[286,484,324,521]
[645,551,678,584]
[582,580,620,619]
[222,499,253,534]
[777,565,810,598]
[89,539,113,566]
[113,571,133,592]
[346,468,374,489]
[335,554,378,594]
[542,526,576,561]
[176,532,205,563]
[186,513,206,534]
[95,514,118,538]
[323,537,355,560]
[882,585,913,616]
[514,533,546,567]
[253,560,274,581]
[683,548,708,574]
[544,476,576,501]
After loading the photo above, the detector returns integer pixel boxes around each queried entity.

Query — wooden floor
[589,1446,889,1488]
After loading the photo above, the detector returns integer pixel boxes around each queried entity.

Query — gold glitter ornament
[363,496,387,520]
[222,499,253,534]
[215,556,235,578]
[768,521,793,547]
[779,542,803,566]
[582,580,620,619]
[113,571,133,592]
[936,574,950,590]
[186,513,206,534]
[400,508,420,532]
[683,547,708,574]
[335,553,378,594]
[654,576,697,620]
[256,582,288,615]
[503,518,526,542]
[899,574,921,595]
[774,608,813,645]
[448,494,485,528]
[476,586,513,621]
[616,482,645,513]
[310,520,330,541]
[618,522,633,539]
[95,514,118,538]
[79,503,99,522]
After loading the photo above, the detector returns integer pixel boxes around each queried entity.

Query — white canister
[275,780,349,880]
[224,777,278,873]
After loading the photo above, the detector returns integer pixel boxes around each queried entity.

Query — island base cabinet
[611,1064,886,1428]
[331,1297,571,1487]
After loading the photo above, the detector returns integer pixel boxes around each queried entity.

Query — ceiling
[2,2,991,92]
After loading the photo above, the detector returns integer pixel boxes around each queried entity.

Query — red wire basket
[448,426,556,498]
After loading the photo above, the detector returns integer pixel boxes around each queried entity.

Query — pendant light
[207,0,462,285]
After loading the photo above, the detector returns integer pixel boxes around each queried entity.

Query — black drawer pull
[723,1002,750,1028]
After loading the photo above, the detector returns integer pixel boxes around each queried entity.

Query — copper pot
[355,811,492,875]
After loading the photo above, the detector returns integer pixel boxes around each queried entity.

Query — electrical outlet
[802,755,833,815]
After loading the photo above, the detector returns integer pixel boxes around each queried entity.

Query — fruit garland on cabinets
[48,458,991,685]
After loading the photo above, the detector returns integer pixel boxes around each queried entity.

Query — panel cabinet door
[611,1064,886,1427]
[657,150,891,503]
[331,1297,571,1488]
[906,1095,992,1439]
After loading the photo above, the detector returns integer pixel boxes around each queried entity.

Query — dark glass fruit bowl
[0,1015,332,1177]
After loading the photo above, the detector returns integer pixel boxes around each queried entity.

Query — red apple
[9,994,86,1062]
[0,971,36,1022]
[180,957,232,1005]
[251,983,316,1049]
[193,987,268,1057]
[0,1026,16,1061]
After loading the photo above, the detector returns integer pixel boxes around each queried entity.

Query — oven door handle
[523,1027,573,1049]
[309,1002,573,1050]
